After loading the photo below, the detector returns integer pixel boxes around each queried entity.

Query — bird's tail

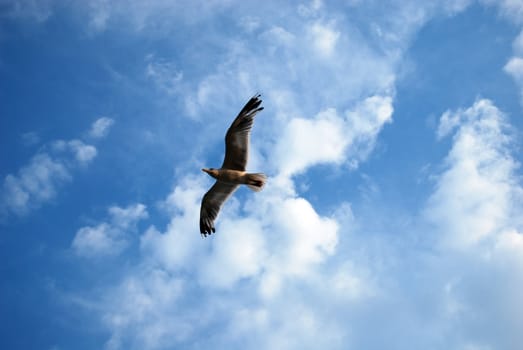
[245,173,267,192]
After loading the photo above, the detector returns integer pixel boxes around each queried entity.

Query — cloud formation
[72,203,148,258]
[274,95,393,176]
[418,99,523,350]
[430,99,519,248]
[97,165,343,349]
[1,153,71,216]
[500,0,523,103]
[1,118,112,218]
[89,117,115,139]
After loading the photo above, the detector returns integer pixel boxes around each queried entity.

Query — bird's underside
[199,94,266,237]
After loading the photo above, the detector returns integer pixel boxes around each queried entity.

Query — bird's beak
[202,168,210,174]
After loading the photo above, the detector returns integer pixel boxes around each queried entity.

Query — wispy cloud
[0,142,95,218]
[1,0,54,22]
[87,0,111,33]
[1,153,71,217]
[145,55,183,96]
[1,118,113,219]
[504,28,523,104]
[20,131,40,146]
[72,203,148,258]
[482,0,523,24]
[497,1,523,103]
[89,117,115,139]
[513,29,523,55]
[52,139,98,165]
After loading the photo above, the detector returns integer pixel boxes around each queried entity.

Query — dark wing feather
[199,181,238,236]
[221,94,264,171]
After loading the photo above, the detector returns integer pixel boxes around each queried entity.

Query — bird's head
[202,168,219,179]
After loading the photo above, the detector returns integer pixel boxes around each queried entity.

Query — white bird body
[202,168,266,191]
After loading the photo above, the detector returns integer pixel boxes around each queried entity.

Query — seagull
[200,94,267,237]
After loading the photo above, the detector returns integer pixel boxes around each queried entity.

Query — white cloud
[260,26,296,47]
[275,95,393,176]
[344,95,394,162]
[481,0,523,23]
[141,149,342,291]
[503,14,523,104]
[109,204,149,229]
[427,99,519,248]
[140,177,207,270]
[73,224,124,257]
[86,171,344,348]
[503,28,523,105]
[89,117,115,139]
[505,56,523,101]
[72,203,148,258]
[513,30,523,55]
[505,57,523,78]
[1,153,71,216]
[420,98,523,347]
[329,261,376,301]
[298,0,324,17]
[256,195,339,299]
[1,131,100,218]
[275,108,347,176]
[198,218,267,288]
[50,139,98,165]
[68,140,98,165]
[101,269,186,350]
[308,22,340,57]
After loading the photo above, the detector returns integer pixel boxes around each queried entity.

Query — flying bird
[200,94,267,237]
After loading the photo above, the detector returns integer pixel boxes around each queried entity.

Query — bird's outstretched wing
[199,181,238,236]
[221,94,264,171]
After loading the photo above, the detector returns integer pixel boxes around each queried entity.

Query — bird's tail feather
[245,173,267,192]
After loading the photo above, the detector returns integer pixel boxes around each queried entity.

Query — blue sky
[2,0,523,349]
